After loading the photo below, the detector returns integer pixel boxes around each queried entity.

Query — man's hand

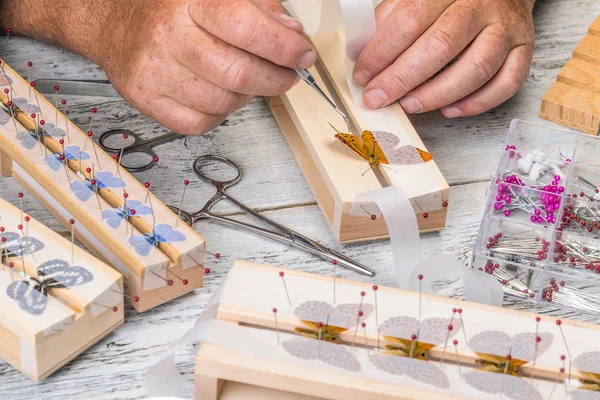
[1,0,315,135]
[353,0,536,118]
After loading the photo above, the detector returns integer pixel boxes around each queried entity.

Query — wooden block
[268,30,449,243]
[573,34,600,65]
[195,261,595,399]
[0,60,206,311]
[0,196,124,382]
[0,148,11,176]
[558,58,600,93]
[540,81,600,135]
[589,15,600,36]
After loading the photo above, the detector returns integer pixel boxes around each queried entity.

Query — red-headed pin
[69,219,75,263]
[332,259,337,305]
[556,319,572,382]
[373,285,379,326]
[27,61,33,99]
[273,308,280,346]
[61,99,70,142]
[17,192,24,224]
[279,271,292,307]
[174,179,190,228]
[418,274,424,320]
[453,340,461,377]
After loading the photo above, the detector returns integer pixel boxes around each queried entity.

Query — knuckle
[232,13,262,49]
[225,57,253,91]
[429,29,456,60]
[387,70,411,93]
[471,54,496,82]
[210,90,238,115]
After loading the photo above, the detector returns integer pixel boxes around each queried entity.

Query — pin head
[62,99,67,105]
[361,322,366,328]
[411,334,417,341]
[69,219,75,225]
[17,224,22,230]
[6,101,11,106]
[453,340,458,345]
[40,120,45,126]
[123,193,129,199]
[215,253,221,259]
[130,209,136,216]
[273,308,277,313]
[27,61,32,67]
[18,192,23,198]
[59,139,64,145]
[371,215,376,220]
[184,180,190,186]
[144,182,150,188]
[361,291,366,297]
[279,271,284,277]
[204,268,210,275]
[183,279,188,285]
[6,28,11,34]
[122,133,128,140]
[153,156,159,163]
[3,89,8,94]
[91,108,97,113]
[332,259,337,265]
[30,113,36,119]
[443,201,448,207]
[418,274,423,280]
[423,213,429,219]
[30,82,35,88]
[54,85,60,91]
[372,285,378,291]
[560,354,566,360]
[112,154,118,161]
[167,280,173,286]
[0,227,4,232]
[556,319,562,326]
[134,296,140,302]
[87,131,93,137]
[112,306,118,312]
[24,216,30,222]
[86,168,91,173]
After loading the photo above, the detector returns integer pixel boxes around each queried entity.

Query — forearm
[0,0,139,67]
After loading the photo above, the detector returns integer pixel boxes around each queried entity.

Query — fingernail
[399,95,422,114]
[353,68,372,87]
[297,50,317,69]
[364,88,388,109]
[443,106,463,118]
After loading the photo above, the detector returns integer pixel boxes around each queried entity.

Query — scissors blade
[32,79,120,97]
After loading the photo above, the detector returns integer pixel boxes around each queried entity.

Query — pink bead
[504,210,511,217]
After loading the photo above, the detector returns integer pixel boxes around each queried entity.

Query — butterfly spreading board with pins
[191,261,600,399]
[266,24,449,244]
[0,59,207,312]
[0,196,123,382]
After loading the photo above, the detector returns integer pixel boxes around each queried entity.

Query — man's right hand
[1,0,316,135]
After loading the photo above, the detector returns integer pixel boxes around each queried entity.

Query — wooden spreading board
[540,15,600,135]
[0,196,124,382]
[268,30,449,244]
[0,60,207,312]
[195,261,600,399]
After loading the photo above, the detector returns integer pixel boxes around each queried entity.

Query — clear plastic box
[471,120,600,315]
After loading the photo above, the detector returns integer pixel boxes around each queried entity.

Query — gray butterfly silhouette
[1,231,44,257]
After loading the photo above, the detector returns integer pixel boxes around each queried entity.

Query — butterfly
[292,301,374,342]
[6,259,93,315]
[128,224,186,256]
[102,200,152,229]
[43,146,90,172]
[71,171,125,202]
[0,74,13,86]
[371,353,450,389]
[468,330,553,376]
[12,97,40,114]
[573,352,600,392]
[0,107,10,126]
[378,316,461,360]
[283,338,361,372]
[331,124,433,169]
[0,231,44,257]
[463,369,543,400]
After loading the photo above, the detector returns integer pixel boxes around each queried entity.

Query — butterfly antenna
[328,122,344,135]
[361,167,371,177]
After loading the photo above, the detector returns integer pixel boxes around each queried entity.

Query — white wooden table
[1,1,599,398]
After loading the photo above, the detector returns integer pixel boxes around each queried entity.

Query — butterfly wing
[95,171,125,189]
[371,131,401,152]
[385,145,432,165]
[128,235,153,257]
[574,352,600,377]
[153,224,186,243]
[380,316,420,341]
[6,280,48,315]
[127,200,152,216]
[570,390,600,400]
[335,133,368,161]
[43,154,63,172]
[16,131,38,150]
[419,317,461,347]
[64,146,91,161]
[0,75,13,86]
[102,209,125,229]
[511,332,553,363]
[282,339,360,372]
[468,331,512,359]
[0,108,11,126]
[3,234,44,257]
[294,301,334,326]
[327,303,374,330]
[71,181,94,202]
[361,130,389,165]
[408,357,450,389]
[464,369,542,400]
[14,98,40,114]
[38,259,94,287]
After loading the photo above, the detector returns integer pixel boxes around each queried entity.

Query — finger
[353,0,454,87]
[247,0,304,34]
[398,24,512,114]
[191,0,316,69]
[175,26,299,96]
[142,96,227,136]
[441,44,533,118]
[163,61,253,115]
[363,2,487,109]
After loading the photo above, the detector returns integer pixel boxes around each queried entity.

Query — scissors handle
[98,129,141,153]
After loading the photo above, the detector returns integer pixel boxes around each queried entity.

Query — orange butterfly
[330,124,432,169]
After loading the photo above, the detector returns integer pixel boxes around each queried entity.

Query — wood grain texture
[1,0,600,398]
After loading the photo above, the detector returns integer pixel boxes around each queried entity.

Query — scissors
[169,155,375,277]
[98,129,183,172]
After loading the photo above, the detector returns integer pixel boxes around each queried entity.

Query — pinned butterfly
[331,124,433,168]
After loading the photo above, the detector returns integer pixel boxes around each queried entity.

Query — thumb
[247,0,304,34]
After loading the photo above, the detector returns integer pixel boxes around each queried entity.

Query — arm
[353,0,536,118]
[0,0,316,134]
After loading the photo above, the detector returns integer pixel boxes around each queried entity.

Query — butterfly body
[574,352,600,392]
[128,224,186,256]
[102,200,152,229]
[331,125,433,168]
